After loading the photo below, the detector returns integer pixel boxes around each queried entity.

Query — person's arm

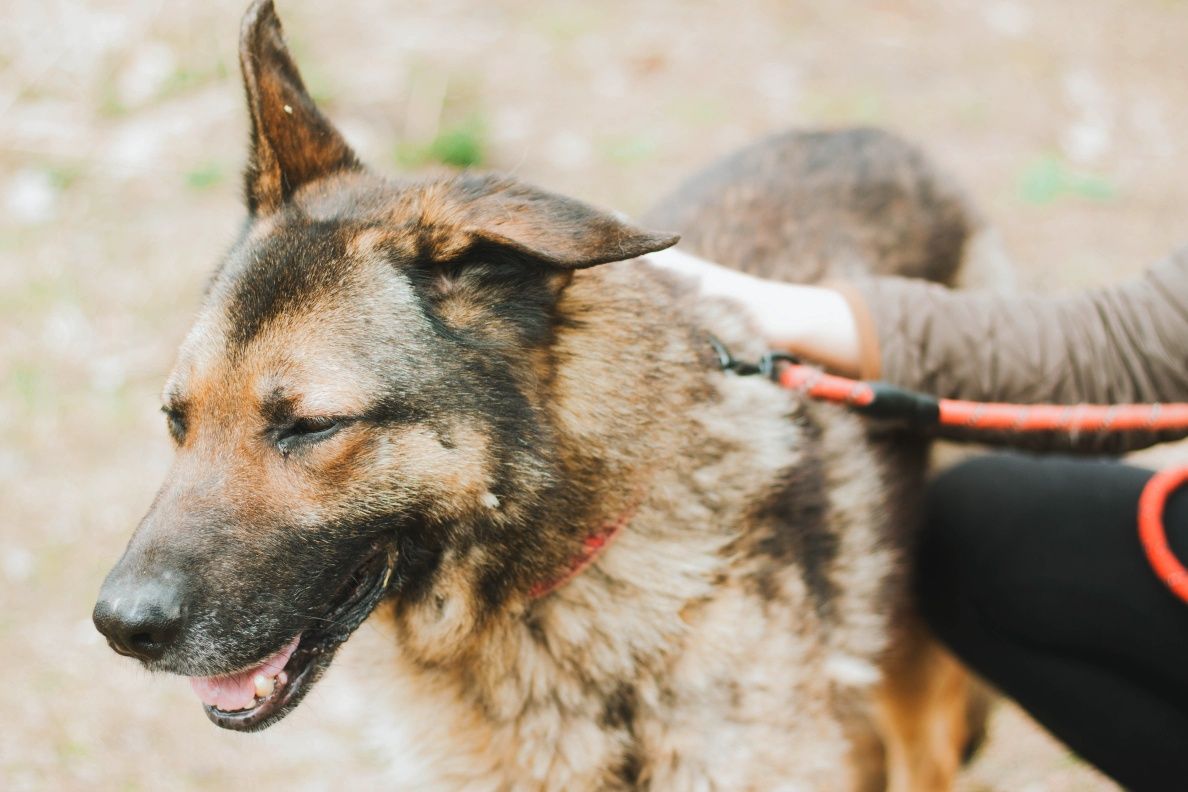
[649,246,1188,453]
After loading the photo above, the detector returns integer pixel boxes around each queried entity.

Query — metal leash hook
[707,334,798,380]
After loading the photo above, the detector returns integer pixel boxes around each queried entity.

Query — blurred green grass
[1019,156,1117,205]
[396,116,487,169]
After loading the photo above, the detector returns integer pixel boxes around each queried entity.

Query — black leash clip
[707,335,798,381]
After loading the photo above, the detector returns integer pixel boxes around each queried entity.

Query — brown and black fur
[94,1,989,789]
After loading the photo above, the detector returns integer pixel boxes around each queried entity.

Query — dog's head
[92,0,676,732]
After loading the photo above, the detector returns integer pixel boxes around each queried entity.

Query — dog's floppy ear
[239,0,360,215]
[438,174,679,268]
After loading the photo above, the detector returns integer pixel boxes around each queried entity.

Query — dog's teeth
[253,673,276,699]
[277,671,288,687]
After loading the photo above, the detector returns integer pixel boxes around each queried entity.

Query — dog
[93,1,990,789]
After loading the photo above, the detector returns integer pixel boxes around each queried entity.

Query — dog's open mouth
[189,549,393,732]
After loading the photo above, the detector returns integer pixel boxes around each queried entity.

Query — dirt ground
[3,0,1187,789]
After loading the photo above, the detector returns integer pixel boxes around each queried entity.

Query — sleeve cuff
[825,280,882,381]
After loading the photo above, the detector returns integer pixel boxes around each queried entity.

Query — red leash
[778,365,1188,433]
[708,338,1188,606]
[774,359,1188,605]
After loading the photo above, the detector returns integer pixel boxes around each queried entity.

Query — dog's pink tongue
[189,635,300,712]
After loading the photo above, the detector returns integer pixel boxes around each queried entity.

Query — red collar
[529,504,637,599]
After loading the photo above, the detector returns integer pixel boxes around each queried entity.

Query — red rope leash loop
[1138,467,1188,604]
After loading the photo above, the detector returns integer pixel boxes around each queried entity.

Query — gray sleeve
[841,246,1188,453]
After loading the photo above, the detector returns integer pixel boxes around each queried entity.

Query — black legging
[917,454,1188,791]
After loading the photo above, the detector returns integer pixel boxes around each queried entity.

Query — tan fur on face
[381,423,493,516]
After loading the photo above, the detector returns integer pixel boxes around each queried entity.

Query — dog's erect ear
[239,0,360,215]
[438,175,679,269]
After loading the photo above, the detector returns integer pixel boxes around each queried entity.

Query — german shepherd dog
[93,1,989,789]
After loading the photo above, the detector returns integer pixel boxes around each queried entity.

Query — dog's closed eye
[275,416,343,456]
[162,405,188,445]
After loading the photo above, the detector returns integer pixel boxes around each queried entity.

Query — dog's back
[645,127,974,286]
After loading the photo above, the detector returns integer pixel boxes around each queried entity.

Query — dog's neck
[527,493,641,599]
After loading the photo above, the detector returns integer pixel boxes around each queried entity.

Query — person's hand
[643,247,863,376]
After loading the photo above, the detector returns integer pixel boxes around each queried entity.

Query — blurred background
[3,0,1187,788]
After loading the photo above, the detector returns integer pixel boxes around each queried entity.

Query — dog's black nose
[93,576,185,662]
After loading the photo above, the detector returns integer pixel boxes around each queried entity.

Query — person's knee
[927,454,1038,527]
[921,456,1013,565]
[921,454,1053,558]
[916,455,1033,632]
[916,454,1142,634]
